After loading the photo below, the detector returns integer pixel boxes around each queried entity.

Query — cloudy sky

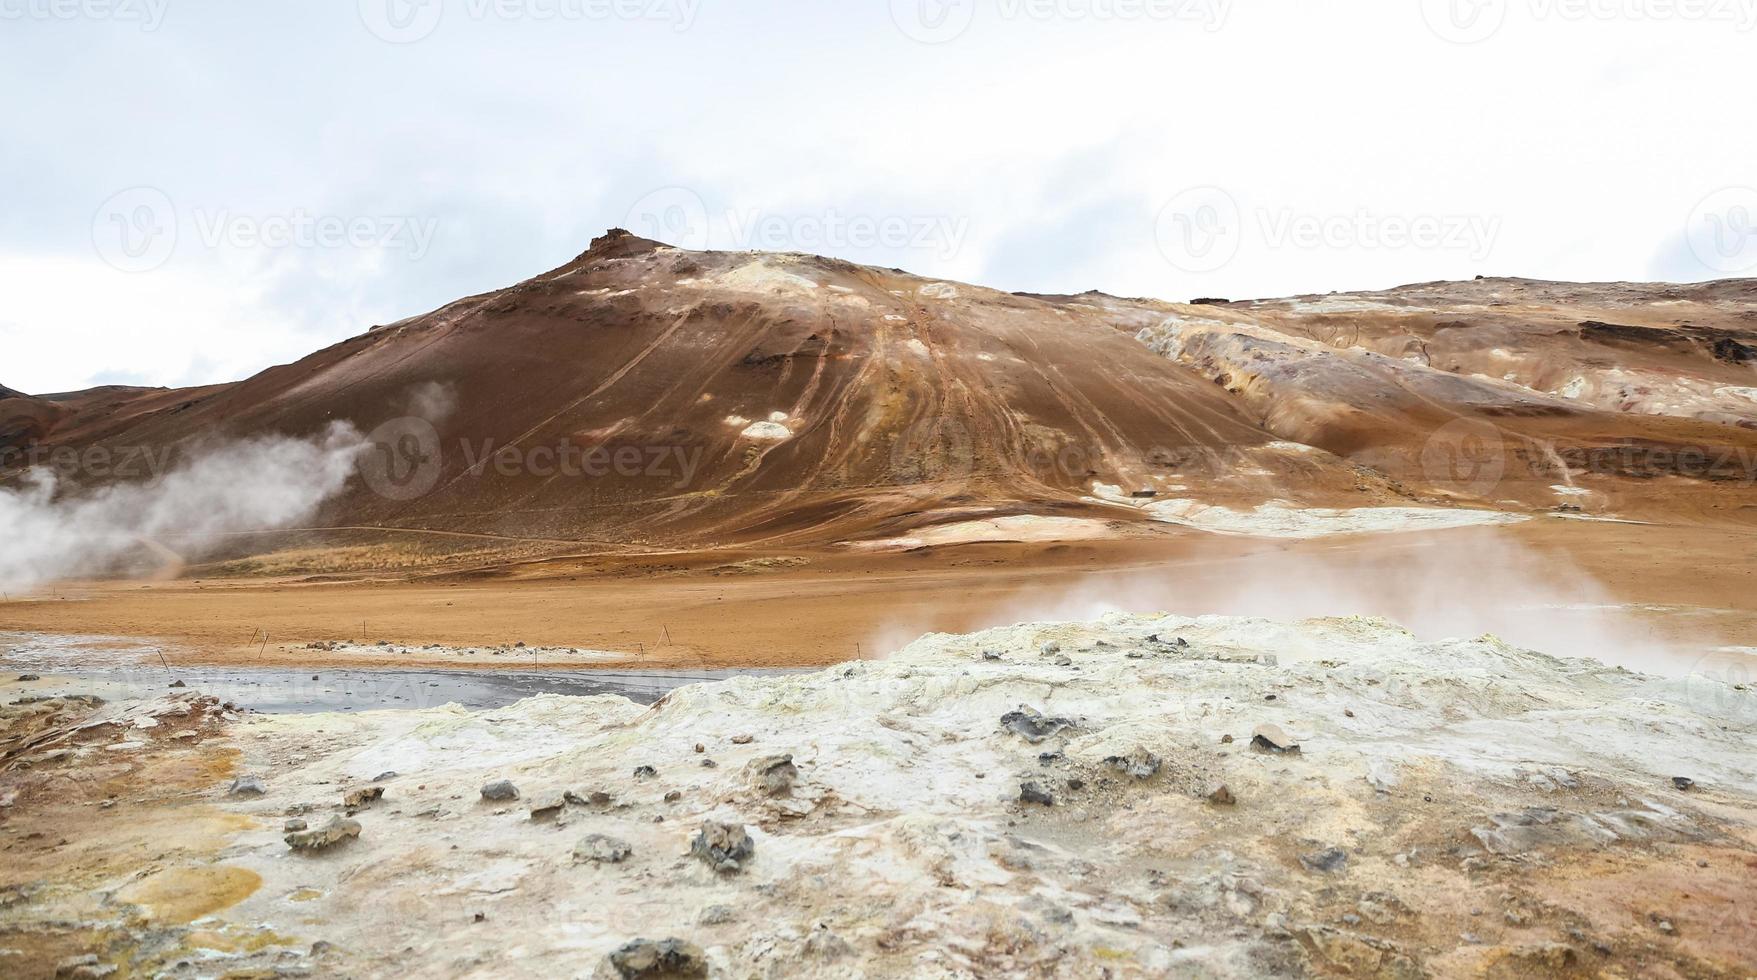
[3,0,1754,394]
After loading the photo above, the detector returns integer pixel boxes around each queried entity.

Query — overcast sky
[3,0,1754,394]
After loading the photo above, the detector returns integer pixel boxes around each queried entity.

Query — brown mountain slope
[9,236,1755,562]
[13,231,1372,549]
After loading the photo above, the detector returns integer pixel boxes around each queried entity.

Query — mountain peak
[574,227,669,264]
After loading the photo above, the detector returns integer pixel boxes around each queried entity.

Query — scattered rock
[1053,655,1073,666]
[168,680,186,688]
[1302,848,1349,873]
[700,759,718,769]
[747,754,798,797]
[607,938,708,978]
[481,780,520,802]
[16,674,40,683]
[633,765,658,779]
[286,816,362,852]
[574,833,633,864]
[343,786,384,809]
[228,775,267,797]
[1220,734,1234,744]
[693,743,704,754]
[1206,783,1236,806]
[1000,706,1073,743]
[805,923,852,959]
[690,821,755,873]
[373,771,398,782]
[731,734,754,745]
[981,650,1003,661]
[1018,781,1055,806]
[1104,748,1163,780]
[54,954,115,979]
[1671,776,1694,791]
[1250,724,1300,754]
[664,790,682,803]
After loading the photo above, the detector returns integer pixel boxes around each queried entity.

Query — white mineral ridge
[218,614,1755,977]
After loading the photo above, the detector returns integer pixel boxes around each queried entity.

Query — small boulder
[1001,706,1073,743]
[342,786,384,809]
[481,780,519,802]
[228,775,267,797]
[1019,781,1055,806]
[690,821,755,873]
[530,795,567,821]
[574,833,633,864]
[607,938,708,978]
[1301,848,1348,873]
[285,816,361,852]
[1104,748,1163,780]
[747,754,798,797]
[1250,724,1300,754]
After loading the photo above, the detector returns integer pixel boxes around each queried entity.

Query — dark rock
[1019,781,1055,806]
[16,674,40,682]
[1207,783,1236,806]
[481,780,519,802]
[1302,848,1348,873]
[168,680,186,688]
[1104,748,1163,780]
[691,821,755,873]
[1001,706,1073,743]
[1671,776,1694,791]
[607,938,708,978]
[633,765,658,779]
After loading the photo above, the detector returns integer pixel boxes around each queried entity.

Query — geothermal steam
[0,422,364,590]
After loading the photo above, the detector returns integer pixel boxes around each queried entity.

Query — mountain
[7,231,1756,554]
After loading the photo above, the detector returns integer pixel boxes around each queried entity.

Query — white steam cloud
[0,422,365,590]
[868,531,1692,674]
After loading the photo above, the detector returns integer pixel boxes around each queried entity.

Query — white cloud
[2,1,1752,393]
